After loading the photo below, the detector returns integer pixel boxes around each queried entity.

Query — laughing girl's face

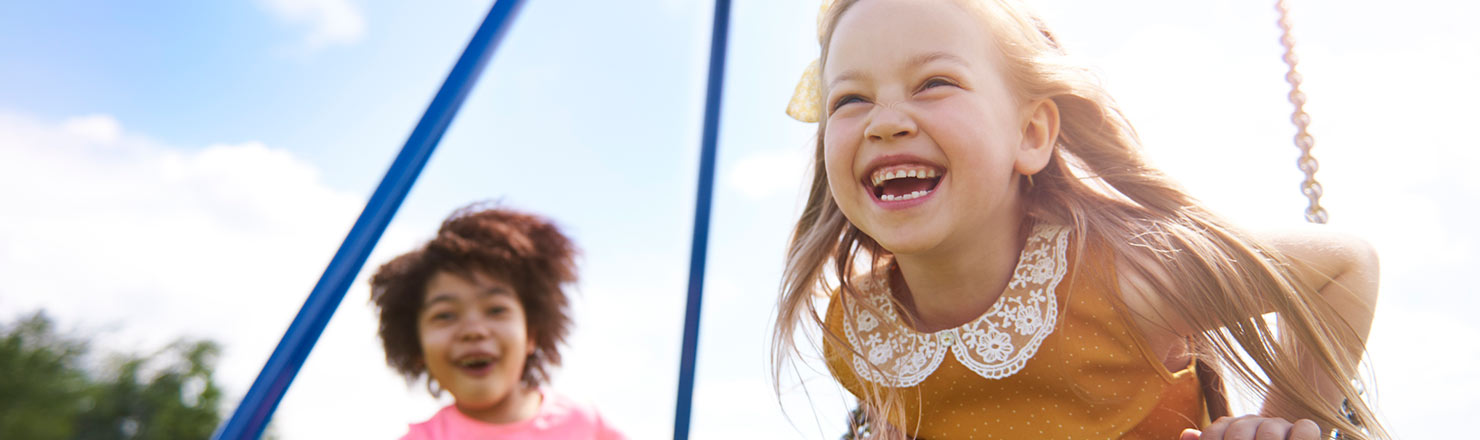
[418,270,534,420]
[822,0,1033,257]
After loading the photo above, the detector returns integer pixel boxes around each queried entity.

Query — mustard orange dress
[824,224,1208,439]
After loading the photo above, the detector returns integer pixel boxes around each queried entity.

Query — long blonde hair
[771,1,1387,438]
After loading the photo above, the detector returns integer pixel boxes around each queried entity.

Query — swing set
[209,1,1326,439]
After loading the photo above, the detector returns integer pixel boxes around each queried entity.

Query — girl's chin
[868,232,944,257]
[450,382,517,404]
[452,390,506,406]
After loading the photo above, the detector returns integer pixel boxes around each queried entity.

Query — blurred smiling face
[418,271,533,413]
[822,0,1031,256]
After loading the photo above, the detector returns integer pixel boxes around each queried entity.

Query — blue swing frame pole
[672,0,732,439]
[212,1,527,438]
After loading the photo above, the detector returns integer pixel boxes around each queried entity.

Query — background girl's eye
[429,311,455,322]
[486,306,508,316]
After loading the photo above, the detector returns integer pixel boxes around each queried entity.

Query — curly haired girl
[371,205,625,439]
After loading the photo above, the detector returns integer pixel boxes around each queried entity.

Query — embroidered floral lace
[842,224,1070,387]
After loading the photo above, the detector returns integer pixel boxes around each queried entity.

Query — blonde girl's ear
[1015,98,1060,176]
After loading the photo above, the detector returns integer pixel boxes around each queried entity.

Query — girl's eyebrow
[423,293,459,306]
[480,286,513,297]
[827,70,863,90]
[906,51,968,69]
[422,286,511,306]
[827,51,969,90]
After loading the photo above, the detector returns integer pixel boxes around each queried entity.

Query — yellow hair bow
[785,59,822,123]
[785,0,836,123]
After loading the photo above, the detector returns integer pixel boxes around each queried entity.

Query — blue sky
[2,0,1477,438]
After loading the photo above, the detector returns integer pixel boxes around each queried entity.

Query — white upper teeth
[871,167,939,186]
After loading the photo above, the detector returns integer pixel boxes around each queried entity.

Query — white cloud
[61,114,122,144]
[260,0,367,51]
[725,148,809,201]
[0,111,439,437]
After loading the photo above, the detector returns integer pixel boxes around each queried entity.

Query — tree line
[0,310,238,439]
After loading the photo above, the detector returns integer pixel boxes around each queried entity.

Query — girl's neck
[456,385,542,425]
[892,211,1030,332]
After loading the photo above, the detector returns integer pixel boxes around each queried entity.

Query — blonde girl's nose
[865,103,917,142]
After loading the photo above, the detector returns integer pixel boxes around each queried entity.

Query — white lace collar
[841,223,1070,387]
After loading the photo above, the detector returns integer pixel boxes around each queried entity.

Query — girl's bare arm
[1117,225,1380,410]
[1257,225,1380,412]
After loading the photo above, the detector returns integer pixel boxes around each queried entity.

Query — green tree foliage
[0,312,90,438]
[0,311,225,440]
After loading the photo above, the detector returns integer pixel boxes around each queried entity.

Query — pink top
[401,390,626,440]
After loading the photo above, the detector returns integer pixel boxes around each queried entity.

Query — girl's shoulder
[539,390,629,440]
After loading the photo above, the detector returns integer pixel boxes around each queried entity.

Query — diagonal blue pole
[673,0,731,439]
[212,1,527,439]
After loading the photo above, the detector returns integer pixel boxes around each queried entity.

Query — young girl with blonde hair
[772,0,1387,438]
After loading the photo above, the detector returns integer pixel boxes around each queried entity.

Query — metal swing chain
[1276,12,1378,440]
[1276,0,1329,224]
[1280,6,1370,436]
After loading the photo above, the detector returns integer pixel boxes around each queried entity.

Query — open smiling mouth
[456,355,496,374]
[869,164,944,201]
